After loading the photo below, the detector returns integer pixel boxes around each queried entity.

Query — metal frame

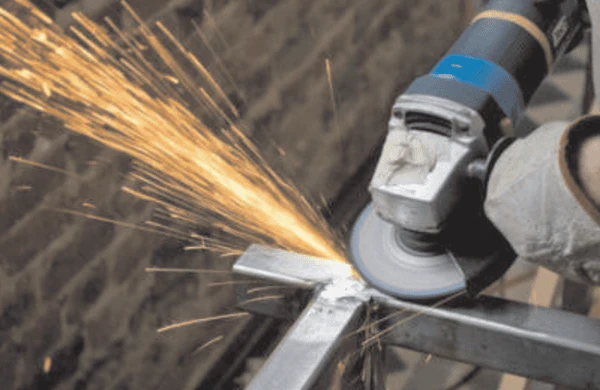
[234,245,600,390]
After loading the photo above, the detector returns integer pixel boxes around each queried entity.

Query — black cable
[442,366,482,390]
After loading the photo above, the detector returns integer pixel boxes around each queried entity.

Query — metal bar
[235,246,600,389]
[234,245,356,288]
[196,316,279,390]
[246,282,365,390]
[375,293,600,388]
[498,266,560,390]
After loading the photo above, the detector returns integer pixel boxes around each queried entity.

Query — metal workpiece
[236,246,368,390]
[374,293,600,388]
[244,282,366,390]
[235,246,600,389]
[233,246,362,320]
[233,244,357,288]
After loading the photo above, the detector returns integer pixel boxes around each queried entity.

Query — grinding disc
[350,204,467,300]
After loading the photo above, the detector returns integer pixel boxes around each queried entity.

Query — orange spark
[43,356,51,373]
[207,280,263,287]
[192,335,224,355]
[238,294,284,306]
[246,285,293,294]
[325,58,343,159]
[157,312,249,333]
[145,267,232,275]
[9,156,79,178]
[0,1,347,264]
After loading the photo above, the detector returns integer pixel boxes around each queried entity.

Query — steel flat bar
[234,245,356,288]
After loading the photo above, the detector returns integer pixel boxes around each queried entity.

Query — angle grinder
[350,0,587,300]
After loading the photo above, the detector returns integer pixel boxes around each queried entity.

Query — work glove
[484,116,600,285]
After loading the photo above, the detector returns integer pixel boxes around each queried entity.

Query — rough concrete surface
[0,0,467,389]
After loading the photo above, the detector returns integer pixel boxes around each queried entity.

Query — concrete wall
[0,1,468,388]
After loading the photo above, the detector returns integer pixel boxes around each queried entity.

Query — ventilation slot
[404,112,452,135]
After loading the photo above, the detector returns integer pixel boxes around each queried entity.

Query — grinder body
[352,0,587,300]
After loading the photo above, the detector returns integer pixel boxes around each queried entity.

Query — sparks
[207,280,264,287]
[157,312,250,333]
[43,356,52,374]
[238,294,285,306]
[361,291,465,347]
[145,266,233,275]
[9,156,80,178]
[192,335,224,355]
[0,1,347,263]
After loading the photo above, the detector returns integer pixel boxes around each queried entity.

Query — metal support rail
[234,245,600,390]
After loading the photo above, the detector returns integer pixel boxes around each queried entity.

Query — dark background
[0,1,469,388]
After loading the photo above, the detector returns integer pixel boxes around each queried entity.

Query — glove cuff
[559,115,600,227]
[483,136,516,194]
[484,119,600,284]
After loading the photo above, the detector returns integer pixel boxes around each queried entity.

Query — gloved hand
[484,115,600,284]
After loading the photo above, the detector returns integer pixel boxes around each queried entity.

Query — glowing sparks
[207,280,263,287]
[0,1,346,264]
[246,285,293,294]
[9,156,80,178]
[325,58,343,161]
[361,292,464,347]
[193,335,224,355]
[325,58,339,132]
[157,312,250,333]
[203,9,230,50]
[44,207,193,241]
[43,356,52,374]
[144,267,232,275]
[238,294,284,306]
[191,20,244,105]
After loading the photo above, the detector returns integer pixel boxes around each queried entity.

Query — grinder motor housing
[352,0,588,300]
[372,0,585,232]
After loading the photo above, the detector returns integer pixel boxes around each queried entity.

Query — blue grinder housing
[404,0,583,145]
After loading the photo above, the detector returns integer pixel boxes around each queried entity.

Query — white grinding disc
[350,204,467,300]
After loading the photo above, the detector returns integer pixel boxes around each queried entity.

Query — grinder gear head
[351,96,512,301]
[369,95,487,234]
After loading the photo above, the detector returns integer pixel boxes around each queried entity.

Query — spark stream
[0,0,346,263]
